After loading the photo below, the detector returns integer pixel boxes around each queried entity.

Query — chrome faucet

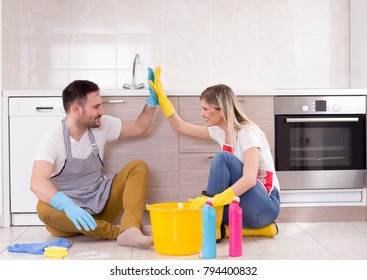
[123,53,145,89]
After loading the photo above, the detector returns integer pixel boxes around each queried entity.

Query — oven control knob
[333,105,340,112]
[302,105,309,112]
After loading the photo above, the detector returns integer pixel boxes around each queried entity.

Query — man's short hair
[62,80,100,112]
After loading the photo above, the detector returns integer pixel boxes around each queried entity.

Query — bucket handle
[146,204,151,211]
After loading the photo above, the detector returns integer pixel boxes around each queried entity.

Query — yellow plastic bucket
[146,202,202,256]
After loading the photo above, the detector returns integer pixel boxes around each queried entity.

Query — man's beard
[89,116,102,128]
[78,115,102,129]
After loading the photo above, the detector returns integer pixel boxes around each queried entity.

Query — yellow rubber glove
[148,66,175,117]
[189,188,235,209]
[189,196,207,209]
[212,188,235,207]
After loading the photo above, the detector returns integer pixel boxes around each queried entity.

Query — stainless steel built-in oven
[275,96,366,190]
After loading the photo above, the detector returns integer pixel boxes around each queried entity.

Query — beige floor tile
[316,238,367,260]
[66,243,133,260]
[348,221,367,234]
[258,250,337,260]
[308,230,366,242]
[255,235,337,259]
[276,222,304,232]
[71,234,116,245]
[0,226,28,241]
[297,222,356,231]
[10,226,58,242]
[1,222,367,260]
[298,222,367,242]
[0,227,28,252]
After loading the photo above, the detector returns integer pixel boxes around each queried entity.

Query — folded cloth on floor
[7,238,70,255]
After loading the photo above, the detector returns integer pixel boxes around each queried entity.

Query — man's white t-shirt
[34,115,121,177]
[208,125,280,193]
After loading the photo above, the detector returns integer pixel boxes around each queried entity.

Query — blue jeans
[206,151,280,229]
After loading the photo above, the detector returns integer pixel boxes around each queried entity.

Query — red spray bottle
[229,196,242,257]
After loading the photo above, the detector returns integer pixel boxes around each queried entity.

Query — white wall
[2,0,351,91]
[350,0,367,88]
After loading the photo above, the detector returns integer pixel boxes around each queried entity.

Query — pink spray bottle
[229,196,242,257]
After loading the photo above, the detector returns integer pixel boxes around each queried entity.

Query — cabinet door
[178,97,217,199]
[101,97,179,203]
[178,96,218,152]
[239,96,274,153]
[179,152,214,201]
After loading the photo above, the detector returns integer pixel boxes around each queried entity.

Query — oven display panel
[315,100,327,112]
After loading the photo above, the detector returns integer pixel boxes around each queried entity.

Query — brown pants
[37,160,149,240]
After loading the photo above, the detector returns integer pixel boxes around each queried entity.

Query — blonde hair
[200,84,269,147]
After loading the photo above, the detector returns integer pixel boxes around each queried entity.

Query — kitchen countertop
[2,88,367,97]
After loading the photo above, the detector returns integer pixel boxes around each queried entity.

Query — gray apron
[51,119,113,214]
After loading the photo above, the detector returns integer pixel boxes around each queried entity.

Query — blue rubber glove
[146,67,159,107]
[50,191,97,232]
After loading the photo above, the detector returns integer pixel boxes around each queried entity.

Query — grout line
[0,226,29,256]
[346,221,367,236]
[295,222,345,260]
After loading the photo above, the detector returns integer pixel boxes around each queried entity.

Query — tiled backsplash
[2,0,350,91]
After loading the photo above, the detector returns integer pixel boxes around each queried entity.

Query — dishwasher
[9,97,65,225]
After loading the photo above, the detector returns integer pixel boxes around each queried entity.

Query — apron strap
[87,129,99,157]
[62,119,72,159]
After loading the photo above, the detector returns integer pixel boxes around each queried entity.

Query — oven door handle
[286,117,360,123]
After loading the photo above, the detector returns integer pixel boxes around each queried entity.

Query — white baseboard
[11,213,43,226]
